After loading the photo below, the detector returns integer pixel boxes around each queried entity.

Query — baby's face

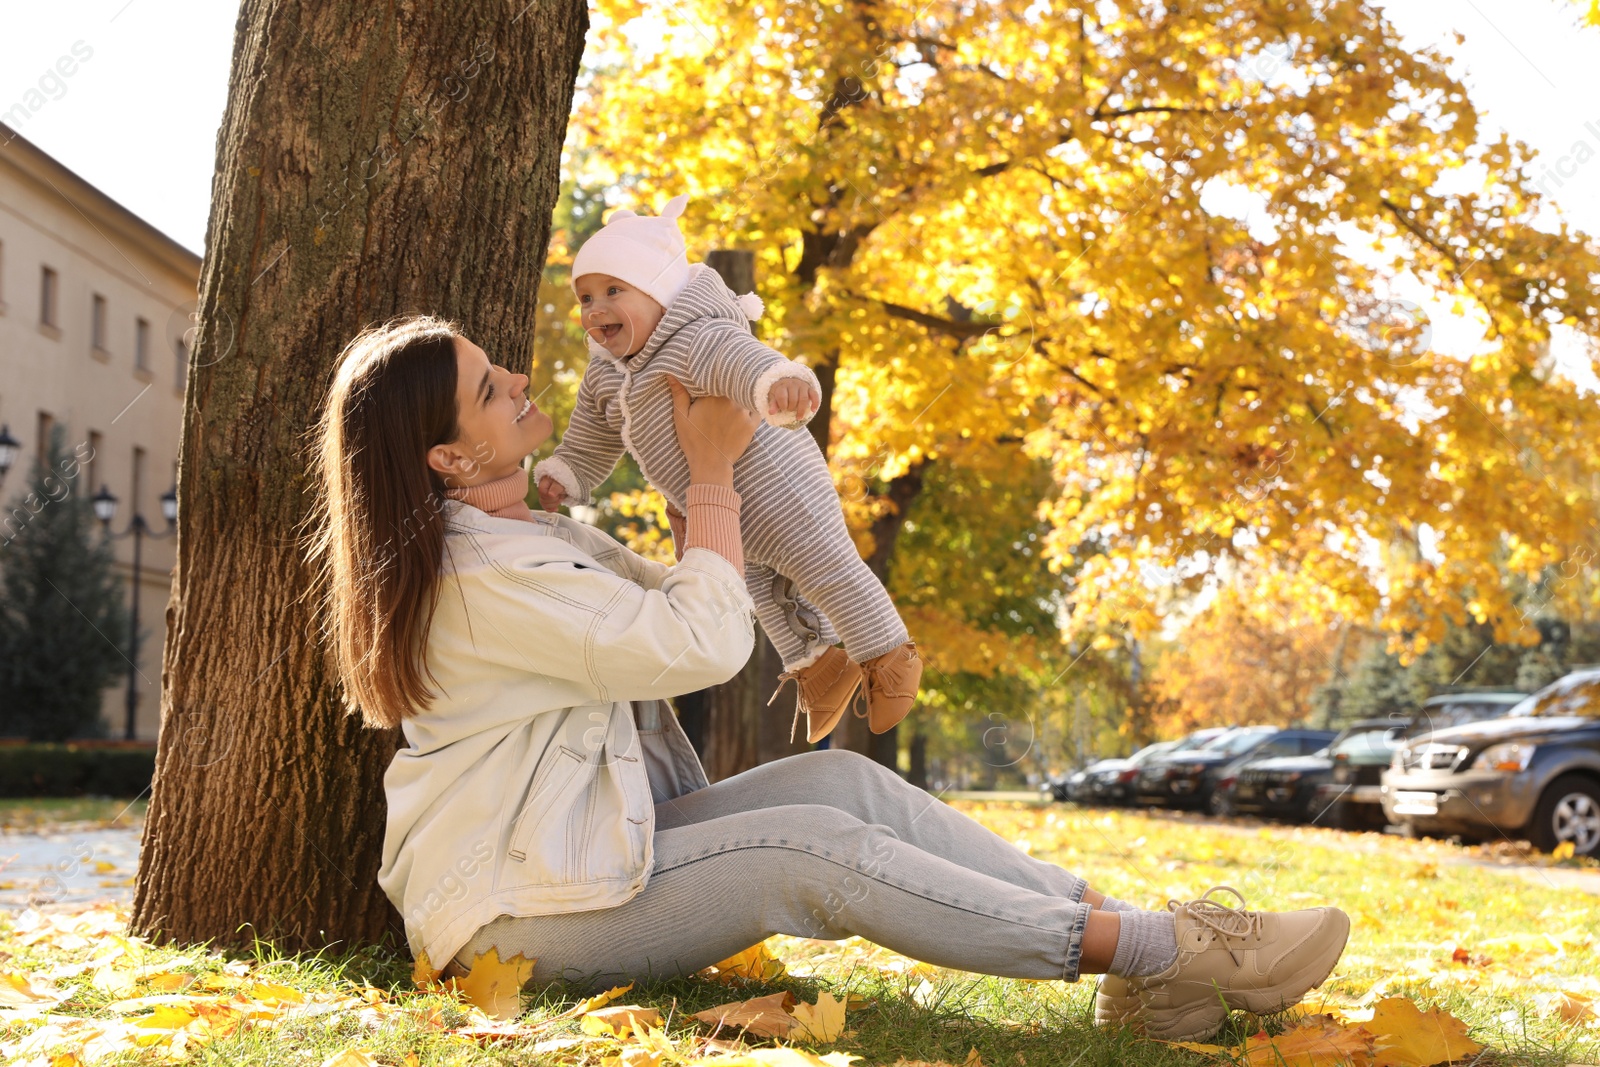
[574,274,665,359]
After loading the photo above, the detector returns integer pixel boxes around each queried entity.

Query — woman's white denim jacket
[376,497,755,970]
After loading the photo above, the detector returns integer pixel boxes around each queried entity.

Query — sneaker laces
[1165,885,1262,965]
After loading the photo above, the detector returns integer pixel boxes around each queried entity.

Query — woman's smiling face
[426,335,552,487]
[574,273,665,358]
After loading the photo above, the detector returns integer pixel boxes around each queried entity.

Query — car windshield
[1511,672,1600,718]
[1129,742,1176,766]
[1208,728,1276,756]
[1330,729,1397,760]
[1409,700,1520,733]
[1175,730,1224,750]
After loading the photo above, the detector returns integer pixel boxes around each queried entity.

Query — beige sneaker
[1094,973,1144,1028]
[1136,886,1350,1042]
[854,640,923,734]
[769,646,863,744]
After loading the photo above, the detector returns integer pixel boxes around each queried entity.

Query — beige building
[0,123,198,741]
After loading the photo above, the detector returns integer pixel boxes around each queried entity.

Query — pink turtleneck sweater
[444,467,743,573]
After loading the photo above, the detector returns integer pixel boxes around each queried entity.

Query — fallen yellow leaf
[1368,998,1483,1067]
[683,1049,858,1067]
[1241,1015,1375,1067]
[455,947,536,1021]
[321,1051,381,1067]
[578,983,637,1014]
[791,991,846,1043]
[0,971,66,1007]
[693,991,798,1037]
[582,1004,664,1038]
[702,941,787,982]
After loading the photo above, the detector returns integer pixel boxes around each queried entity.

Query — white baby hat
[571,193,764,321]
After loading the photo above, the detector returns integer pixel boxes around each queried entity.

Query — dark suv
[1311,720,1407,830]
[1234,720,1395,824]
[1381,670,1600,856]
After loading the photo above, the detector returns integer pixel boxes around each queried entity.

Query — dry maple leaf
[1241,1015,1376,1067]
[681,1048,858,1067]
[701,942,788,983]
[583,1004,665,1038]
[455,947,536,1021]
[1367,998,1483,1067]
[790,992,846,1043]
[321,1050,381,1067]
[0,971,66,1008]
[693,991,799,1037]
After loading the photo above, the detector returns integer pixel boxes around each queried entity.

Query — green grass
[0,795,147,830]
[1,800,1596,1066]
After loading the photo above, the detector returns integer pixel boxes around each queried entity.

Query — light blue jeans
[453,749,1093,988]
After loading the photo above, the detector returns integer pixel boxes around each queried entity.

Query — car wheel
[1529,774,1600,857]
[1207,790,1232,817]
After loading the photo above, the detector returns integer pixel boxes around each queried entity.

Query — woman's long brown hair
[304,314,464,729]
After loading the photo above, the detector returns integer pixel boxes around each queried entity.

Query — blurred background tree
[0,427,128,742]
[528,0,1600,772]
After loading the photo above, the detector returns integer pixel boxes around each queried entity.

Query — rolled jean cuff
[1060,900,1093,983]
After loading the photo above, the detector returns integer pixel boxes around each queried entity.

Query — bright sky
[1,0,1595,259]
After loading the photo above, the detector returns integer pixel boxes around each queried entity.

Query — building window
[92,293,108,352]
[87,430,103,494]
[0,238,7,311]
[40,266,58,328]
[174,337,188,394]
[36,411,54,469]
[135,317,150,372]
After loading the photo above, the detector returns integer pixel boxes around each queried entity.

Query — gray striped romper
[534,263,909,670]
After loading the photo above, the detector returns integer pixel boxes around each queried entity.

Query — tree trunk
[856,460,928,771]
[132,0,587,954]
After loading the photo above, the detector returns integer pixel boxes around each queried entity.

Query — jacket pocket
[506,745,587,865]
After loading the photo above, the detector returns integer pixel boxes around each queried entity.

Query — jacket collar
[585,262,746,372]
[441,496,559,536]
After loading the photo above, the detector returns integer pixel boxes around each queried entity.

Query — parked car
[1137,727,1336,811]
[1085,740,1181,805]
[1402,690,1530,738]
[1127,728,1232,808]
[1210,729,1342,817]
[1381,669,1600,855]
[1234,720,1394,823]
[1311,720,1408,830]
[1044,760,1109,803]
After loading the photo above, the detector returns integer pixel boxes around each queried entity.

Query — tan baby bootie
[769,646,864,744]
[854,640,923,734]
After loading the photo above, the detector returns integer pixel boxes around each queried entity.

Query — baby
[534,194,922,743]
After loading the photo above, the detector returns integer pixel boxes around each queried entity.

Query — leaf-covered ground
[1,799,1597,1067]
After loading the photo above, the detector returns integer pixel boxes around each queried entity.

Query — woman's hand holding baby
[665,375,760,489]
[768,379,821,425]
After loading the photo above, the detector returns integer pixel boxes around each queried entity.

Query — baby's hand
[537,475,568,512]
[768,378,821,424]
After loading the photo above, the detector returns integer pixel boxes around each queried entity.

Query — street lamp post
[93,484,178,740]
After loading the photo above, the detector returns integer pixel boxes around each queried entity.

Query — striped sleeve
[682,322,820,429]
[536,371,626,505]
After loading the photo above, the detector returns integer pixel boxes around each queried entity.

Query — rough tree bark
[132,0,588,953]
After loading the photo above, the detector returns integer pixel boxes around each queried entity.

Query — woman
[306,314,1350,1043]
